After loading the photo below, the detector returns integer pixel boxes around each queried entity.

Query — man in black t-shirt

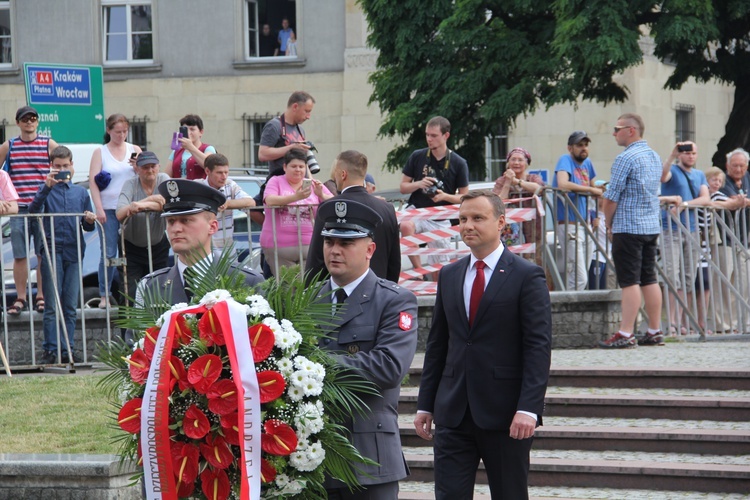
[400,116,469,276]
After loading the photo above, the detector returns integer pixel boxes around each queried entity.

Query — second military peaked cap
[318,199,383,239]
[158,179,226,217]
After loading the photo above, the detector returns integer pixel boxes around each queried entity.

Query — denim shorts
[10,208,43,258]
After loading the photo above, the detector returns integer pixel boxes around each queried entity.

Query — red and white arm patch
[399,311,413,331]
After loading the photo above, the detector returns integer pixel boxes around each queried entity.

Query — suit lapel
[473,250,515,327]
[450,257,471,327]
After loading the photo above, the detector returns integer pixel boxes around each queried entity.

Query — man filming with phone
[659,141,710,336]
[29,145,96,364]
[400,116,469,279]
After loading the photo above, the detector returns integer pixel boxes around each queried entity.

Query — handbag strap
[675,164,699,200]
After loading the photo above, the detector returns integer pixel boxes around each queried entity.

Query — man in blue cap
[136,179,263,306]
[316,199,418,499]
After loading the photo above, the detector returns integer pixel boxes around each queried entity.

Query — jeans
[41,252,80,354]
[98,209,120,297]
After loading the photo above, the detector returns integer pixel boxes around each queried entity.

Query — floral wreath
[99,256,376,500]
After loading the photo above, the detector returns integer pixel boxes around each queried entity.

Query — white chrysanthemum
[290,451,316,472]
[293,355,309,369]
[307,440,325,461]
[274,330,295,350]
[274,473,290,487]
[136,337,145,350]
[263,317,281,333]
[287,385,305,401]
[281,479,305,495]
[170,302,188,311]
[290,370,306,388]
[277,358,294,377]
[301,375,323,396]
[200,289,232,306]
[295,402,324,436]
[246,295,274,317]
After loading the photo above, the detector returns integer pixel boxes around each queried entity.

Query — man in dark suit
[316,199,417,499]
[137,179,263,307]
[306,150,401,282]
[414,190,551,499]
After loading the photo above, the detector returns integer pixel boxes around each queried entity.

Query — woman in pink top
[261,149,333,276]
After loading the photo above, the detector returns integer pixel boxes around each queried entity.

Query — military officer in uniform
[317,199,418,499]
[136,179,264,307]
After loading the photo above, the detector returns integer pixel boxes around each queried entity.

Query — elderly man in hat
[116,151,171,310]
[316,198,418,499]
[552,130,603,290]
[136,179,263,307]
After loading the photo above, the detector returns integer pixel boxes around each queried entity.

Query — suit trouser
[433,407,532,500]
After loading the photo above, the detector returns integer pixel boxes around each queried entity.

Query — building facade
[0,0,734,189]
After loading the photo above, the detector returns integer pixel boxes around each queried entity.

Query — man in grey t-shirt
[258,90,316,177]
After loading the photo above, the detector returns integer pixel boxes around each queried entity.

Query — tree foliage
[359,0,750,173]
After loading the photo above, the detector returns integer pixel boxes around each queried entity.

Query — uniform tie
[333,287,348,316]
[469,261,486,326]
[184,267,197,302]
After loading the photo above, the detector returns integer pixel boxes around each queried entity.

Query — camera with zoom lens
[425,179,445,197]
[303,141,320,174]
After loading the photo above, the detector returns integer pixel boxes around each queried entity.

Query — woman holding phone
[88,113,140,309]
[261,148,332,276]
[169,114,215,180]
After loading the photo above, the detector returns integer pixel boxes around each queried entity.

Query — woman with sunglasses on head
[88,113,141,309]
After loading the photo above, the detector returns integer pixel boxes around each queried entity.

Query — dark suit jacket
[417,249,551,430]
[318,270,418,486]
[306,186,401,282]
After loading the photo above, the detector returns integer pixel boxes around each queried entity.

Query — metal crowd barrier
[1,211,113,369]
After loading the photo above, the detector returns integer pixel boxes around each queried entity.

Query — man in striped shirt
[0,105,59,315]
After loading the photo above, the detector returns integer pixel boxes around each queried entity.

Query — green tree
[360,0,750,173]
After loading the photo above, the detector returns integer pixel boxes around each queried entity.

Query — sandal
[7,298,27,316]
[34,297,45,313]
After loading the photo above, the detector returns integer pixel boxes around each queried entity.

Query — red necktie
[469,261,486,327]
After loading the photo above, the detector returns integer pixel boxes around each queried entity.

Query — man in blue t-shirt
[659,141,710,334]
[552,131,603,290]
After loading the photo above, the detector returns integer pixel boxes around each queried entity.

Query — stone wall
[416,290,622,350]
[0,454,138,500]
[2,310,118,367]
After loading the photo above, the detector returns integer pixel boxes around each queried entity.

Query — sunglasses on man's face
[20,115,38,123]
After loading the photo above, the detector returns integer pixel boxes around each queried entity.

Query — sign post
[23,63,105,143]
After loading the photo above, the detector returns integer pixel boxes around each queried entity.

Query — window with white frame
[0,2,12,66]
[244,0,297,59]
[102,1,153,64]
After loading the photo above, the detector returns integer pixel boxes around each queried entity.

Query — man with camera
[400,116,469,278]
[258,91,317,178]
[659,140,710,336]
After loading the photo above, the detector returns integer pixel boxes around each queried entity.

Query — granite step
[398,422,750,455]
[397,388,750,421]
[402,452,750,494]
[406,363,750,391]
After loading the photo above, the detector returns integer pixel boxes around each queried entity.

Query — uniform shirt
[28,182,95,262]
[604,140,662,235]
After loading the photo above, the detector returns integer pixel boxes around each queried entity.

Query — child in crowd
[29,146,96,364]
[198,153,256,249]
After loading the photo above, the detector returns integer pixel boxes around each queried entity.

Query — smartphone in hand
[131,152,138,160]
[302,179,312,190]
[54,170,71,181]
[179,125,189,138]
[677,143,693,152]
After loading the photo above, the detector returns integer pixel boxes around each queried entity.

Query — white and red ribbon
[141,299,260,500]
